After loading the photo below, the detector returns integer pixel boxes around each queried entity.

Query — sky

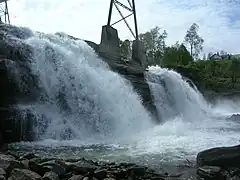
[3,0,240,55]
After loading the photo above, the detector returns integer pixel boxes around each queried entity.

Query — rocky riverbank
[1,143,240,180]
[0,150,190,180]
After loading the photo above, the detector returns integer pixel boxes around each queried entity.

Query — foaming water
[146,65,210,121]
[13,31,153,142]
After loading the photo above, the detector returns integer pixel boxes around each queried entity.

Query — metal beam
[132,0,138,40]
[0,0,10,24]
[111,13,133,26]
[107,0,114,25]
[0,0,9,3]
[114,0,132,12]
[127,0,133,9]
[107,0,139,40]
[113,2,135,38]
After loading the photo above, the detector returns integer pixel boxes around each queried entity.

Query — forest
[120,23,240,93]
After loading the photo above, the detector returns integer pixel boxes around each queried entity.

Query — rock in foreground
[0,152,183,180]
[197,145,240,180]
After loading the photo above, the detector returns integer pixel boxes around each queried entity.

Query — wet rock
[103,178,116,180]
[43,171,59,180]
[111,169,127,179]
[21,159,29,169]
[9,168,41,180]
[0,153,15,168]
[197,166,223,180]
[0,168,6,176]
[128,166,146,177]
[20,153,38,160]
[150,177,165,180]
[197,145,240,168]
[69,175,84,180]
[29,159,65,176]
[29,160,51,176]
[227,114,240,121]
[68,160,98,174]
[94,169,107,179]
[39,160,66,176]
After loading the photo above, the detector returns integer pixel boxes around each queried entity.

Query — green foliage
[184,23,204,59]
[119,22,240,93]
[161,43,193,66]
[139,26,167,65]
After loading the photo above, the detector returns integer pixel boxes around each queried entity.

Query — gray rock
[29,159,65,176]
[21,159,29,169]
[29,160,51,176]
[69,175,84,180]
[83,177,89,180]
[150,177,165,180]
[0,168,6,176]
[43,171,59,180]
[9,168,41,180]
[111,169,127,179]
[94,169,107,179]
[0,153,15,169]
[20,153,38,160]
[230,175,240,180]
[0,175,5,180]
[128,166,146,177]
[197,166,223,180]
[197,145,240,168]
[68,161,98,174]
[103,178,116,180]
[227,114,240,121]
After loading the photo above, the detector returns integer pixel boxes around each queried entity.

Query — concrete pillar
[132,40,147,68]
[98,25,121,62]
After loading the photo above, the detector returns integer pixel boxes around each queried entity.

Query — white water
[9,30,240,166]
[18,32,153,142]
[146,65,210,121]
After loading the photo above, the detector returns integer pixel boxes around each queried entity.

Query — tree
[161,43,193,66]
[184,23,204,59]
[139,26,167,65]
[203,53,206,60]
[207,52,214,60]
[220,50,227,56]
[178,44,194,65]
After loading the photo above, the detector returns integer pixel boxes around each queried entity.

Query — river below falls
[9,108,240,173]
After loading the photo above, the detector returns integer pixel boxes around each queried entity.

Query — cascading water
[146,65,210,121]
[5,26,240,170]
[13,30,154,142]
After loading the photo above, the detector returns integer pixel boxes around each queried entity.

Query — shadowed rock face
[0,24,159,146]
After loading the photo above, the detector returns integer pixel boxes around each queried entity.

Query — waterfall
[8,30,153,142]
[146,65,210,121]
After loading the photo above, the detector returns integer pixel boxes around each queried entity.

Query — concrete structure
[132,40,147,68]
[98,25,121,62]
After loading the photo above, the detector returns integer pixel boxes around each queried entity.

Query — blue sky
[4,0,240,55]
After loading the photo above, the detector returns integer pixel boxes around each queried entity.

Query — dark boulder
[197,166,223,180]
[42,171,59,180]
[197,145,240,168]
[9,168,41,180]
[227,114,240,121]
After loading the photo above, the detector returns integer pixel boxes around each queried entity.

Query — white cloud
[4,0,240,54]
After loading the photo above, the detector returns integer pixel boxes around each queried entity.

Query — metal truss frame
[107,0,138,40]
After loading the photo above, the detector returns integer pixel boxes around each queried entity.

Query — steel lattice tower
[107,0,139,40]
[0,0,10,24]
